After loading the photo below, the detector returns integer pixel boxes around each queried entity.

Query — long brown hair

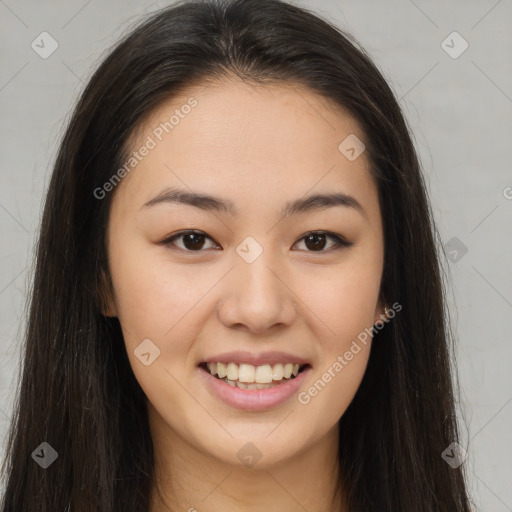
[1,0,473,510]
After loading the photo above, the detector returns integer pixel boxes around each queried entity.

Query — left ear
[373,297,387,326]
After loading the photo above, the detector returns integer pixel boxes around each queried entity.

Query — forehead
[115,78,379,225]
[134,78,366,164]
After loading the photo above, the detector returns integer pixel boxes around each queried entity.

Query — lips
[197,361,312,411]
[195,350,312,409]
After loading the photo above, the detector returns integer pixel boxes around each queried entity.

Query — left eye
[161,230,351,253]
[294,231,351,252]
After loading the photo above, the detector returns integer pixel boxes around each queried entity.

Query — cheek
[109,243,203,341]
[110,251,203,407]
[108,242,223,387]
[298,342,371,432]
[290,250,380,420]
[285,327,372,435]
[293,253,382,343]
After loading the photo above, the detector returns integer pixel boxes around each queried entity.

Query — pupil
[305,233,326,251]
[183,233,205,250]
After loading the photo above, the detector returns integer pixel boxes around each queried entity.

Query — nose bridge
[235,234,282,302]
[217,234,295,331]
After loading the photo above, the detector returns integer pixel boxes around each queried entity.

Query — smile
[201,362,308,389]
[197,360,312,411]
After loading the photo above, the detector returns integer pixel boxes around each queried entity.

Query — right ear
[97,269,118,317]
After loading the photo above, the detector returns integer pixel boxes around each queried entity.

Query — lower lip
[197,365,312,411]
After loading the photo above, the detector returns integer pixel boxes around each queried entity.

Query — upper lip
[200,351,310,366]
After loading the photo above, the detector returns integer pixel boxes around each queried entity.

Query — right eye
[160,230,220,252]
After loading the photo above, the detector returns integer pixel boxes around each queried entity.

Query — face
[103,78,385,468]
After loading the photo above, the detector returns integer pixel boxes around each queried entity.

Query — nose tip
[216,259,297,333]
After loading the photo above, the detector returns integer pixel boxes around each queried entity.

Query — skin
[103,77,385,512]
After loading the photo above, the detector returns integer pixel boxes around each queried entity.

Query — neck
[148,413,347,512]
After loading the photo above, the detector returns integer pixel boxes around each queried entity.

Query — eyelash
[160,230,353,253]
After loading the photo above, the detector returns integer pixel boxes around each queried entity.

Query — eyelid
[160,229,352,253]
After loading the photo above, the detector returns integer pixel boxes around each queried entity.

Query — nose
[217,250,297,334]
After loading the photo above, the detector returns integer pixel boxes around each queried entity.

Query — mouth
[198,361,311,390]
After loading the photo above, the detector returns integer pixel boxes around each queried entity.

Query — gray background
[1,0,511,509]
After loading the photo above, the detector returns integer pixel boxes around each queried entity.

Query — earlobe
[101,299,118,318]
[97,270,118,317]
[373,299,388,327]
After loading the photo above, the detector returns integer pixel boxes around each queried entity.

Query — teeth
[239,363,256,383]
[226,362,238,381]
[204,362,305,383]
[254,364,273,383]
[236,380,275,390]
[272,363,284,380]
[217,362,227,378]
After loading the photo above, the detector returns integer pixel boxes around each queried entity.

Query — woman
[0,0,473,510]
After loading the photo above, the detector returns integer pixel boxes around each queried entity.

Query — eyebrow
[141,187,367,219]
